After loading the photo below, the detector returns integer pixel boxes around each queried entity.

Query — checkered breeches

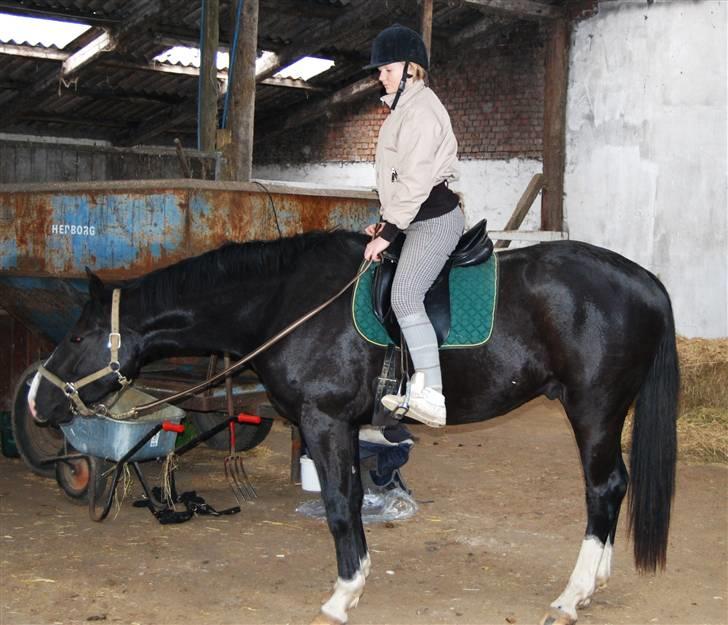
[390,208,465,319]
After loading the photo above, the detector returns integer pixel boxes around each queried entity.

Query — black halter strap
[390,61,410,111]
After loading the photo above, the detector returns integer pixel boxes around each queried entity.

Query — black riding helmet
[363,24,429,71]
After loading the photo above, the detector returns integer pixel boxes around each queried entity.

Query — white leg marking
[321,554,370,624]
[551,537,605,618]
[360,552,371,578]
[595,538,613,588]
[27,372,41,418]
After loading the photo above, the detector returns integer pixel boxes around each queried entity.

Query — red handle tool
[162,421,186,433]
[236,413,262,425]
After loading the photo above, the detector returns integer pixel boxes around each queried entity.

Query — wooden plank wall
[0,140,216,184]
[0,311,52,412]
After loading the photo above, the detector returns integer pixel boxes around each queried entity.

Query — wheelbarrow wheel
[189,411,273,451]
[87,456,116,522]
[11,362,64,478]
[55,446,90,505]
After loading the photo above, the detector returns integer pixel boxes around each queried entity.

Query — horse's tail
[628,291,680,573]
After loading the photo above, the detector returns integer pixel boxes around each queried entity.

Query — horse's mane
[124,229,364,308]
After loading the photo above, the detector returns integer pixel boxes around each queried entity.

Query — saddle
[372,218,494,346]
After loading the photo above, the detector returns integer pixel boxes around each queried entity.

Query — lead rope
[110,258,374,420]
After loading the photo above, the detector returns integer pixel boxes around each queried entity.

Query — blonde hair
[409,63,427,82]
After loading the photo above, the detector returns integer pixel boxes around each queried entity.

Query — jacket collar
[381,80,426,110]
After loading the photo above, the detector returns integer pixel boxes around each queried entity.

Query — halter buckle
[63,382,77,397]
[108,332,121,350]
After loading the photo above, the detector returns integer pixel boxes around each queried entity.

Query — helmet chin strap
[390,61,410,111]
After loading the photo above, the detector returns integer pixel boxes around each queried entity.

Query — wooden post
[420,0,433,57]
[198,0,220,153]
[541,17,569,231]
[225,0,258,181]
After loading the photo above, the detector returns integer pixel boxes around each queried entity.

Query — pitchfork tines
[224,413,261,503]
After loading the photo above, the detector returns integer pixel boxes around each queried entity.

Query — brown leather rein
[37,260,373,421]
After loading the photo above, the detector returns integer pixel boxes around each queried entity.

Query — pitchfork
[222,353,259,503]
[224,414,260,503]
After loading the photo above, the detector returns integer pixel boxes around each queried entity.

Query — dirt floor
[1,398,726,625]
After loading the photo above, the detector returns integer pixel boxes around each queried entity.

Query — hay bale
[677,337,728,410]
[623,337,728,464]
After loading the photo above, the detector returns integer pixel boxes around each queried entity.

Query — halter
[37,288,133,418]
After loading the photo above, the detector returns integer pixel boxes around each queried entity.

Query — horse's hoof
[310,611,345,625]
[539,608,576,625]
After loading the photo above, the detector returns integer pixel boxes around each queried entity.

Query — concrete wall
[565,0,727,338]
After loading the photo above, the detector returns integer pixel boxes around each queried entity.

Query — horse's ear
[85,267,104,300]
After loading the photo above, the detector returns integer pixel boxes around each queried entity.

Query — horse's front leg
[302,411,369,625]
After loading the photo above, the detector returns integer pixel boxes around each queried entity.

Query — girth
[372,218,493,346]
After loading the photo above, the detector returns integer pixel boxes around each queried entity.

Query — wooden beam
[223,0,259,181]
[102,59,226,79]
[198,0,220,152]
[420,0,434,56]
[541,18,570,231]
[494,173,544,249]
[259,0,344,20]
[463,0,564,20]
[0,1,120,25]
[0,44,68,61]
[58,84,184,105]
[61,31,117,76]
[259,77,328,92]
[448,15,508,47]
[491,229,567,243]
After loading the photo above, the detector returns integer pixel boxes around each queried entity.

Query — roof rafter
[463,0,564,20]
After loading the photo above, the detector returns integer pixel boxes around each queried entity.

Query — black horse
[29,230,679,625]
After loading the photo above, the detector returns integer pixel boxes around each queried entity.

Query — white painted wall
[565,0,727,338]
[254,158,543,231]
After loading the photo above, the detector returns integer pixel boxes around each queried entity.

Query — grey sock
[399,312,442,391]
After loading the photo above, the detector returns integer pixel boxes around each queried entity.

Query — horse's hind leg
[301,412,369,625]
[542,402,629,625]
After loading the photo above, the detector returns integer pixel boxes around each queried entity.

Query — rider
[363,24,464,428]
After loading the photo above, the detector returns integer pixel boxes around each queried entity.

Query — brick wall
[255,23,544,164]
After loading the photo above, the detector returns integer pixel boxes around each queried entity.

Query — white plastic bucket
[300,455,321,492]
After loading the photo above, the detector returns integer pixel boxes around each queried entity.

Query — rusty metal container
[0,178,377,344]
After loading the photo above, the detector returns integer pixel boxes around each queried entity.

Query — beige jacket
[375,81,459,231]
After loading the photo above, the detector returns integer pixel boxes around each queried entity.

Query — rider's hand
[364,223,382,237]
[364,236,390,262]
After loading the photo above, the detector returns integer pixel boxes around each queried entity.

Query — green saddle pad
[352,253,498,349]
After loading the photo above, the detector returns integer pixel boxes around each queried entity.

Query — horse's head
[29,271,143,425]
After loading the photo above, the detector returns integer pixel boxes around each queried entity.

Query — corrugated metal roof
[0,0,573,146]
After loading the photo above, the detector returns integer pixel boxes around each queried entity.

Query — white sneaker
[381,372,446,428]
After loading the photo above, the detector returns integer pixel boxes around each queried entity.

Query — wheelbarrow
[46,386,261,522]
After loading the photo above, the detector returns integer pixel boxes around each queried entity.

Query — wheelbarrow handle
[162,421,185,433]
[236,413,262,425]
[174,412,261,456]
